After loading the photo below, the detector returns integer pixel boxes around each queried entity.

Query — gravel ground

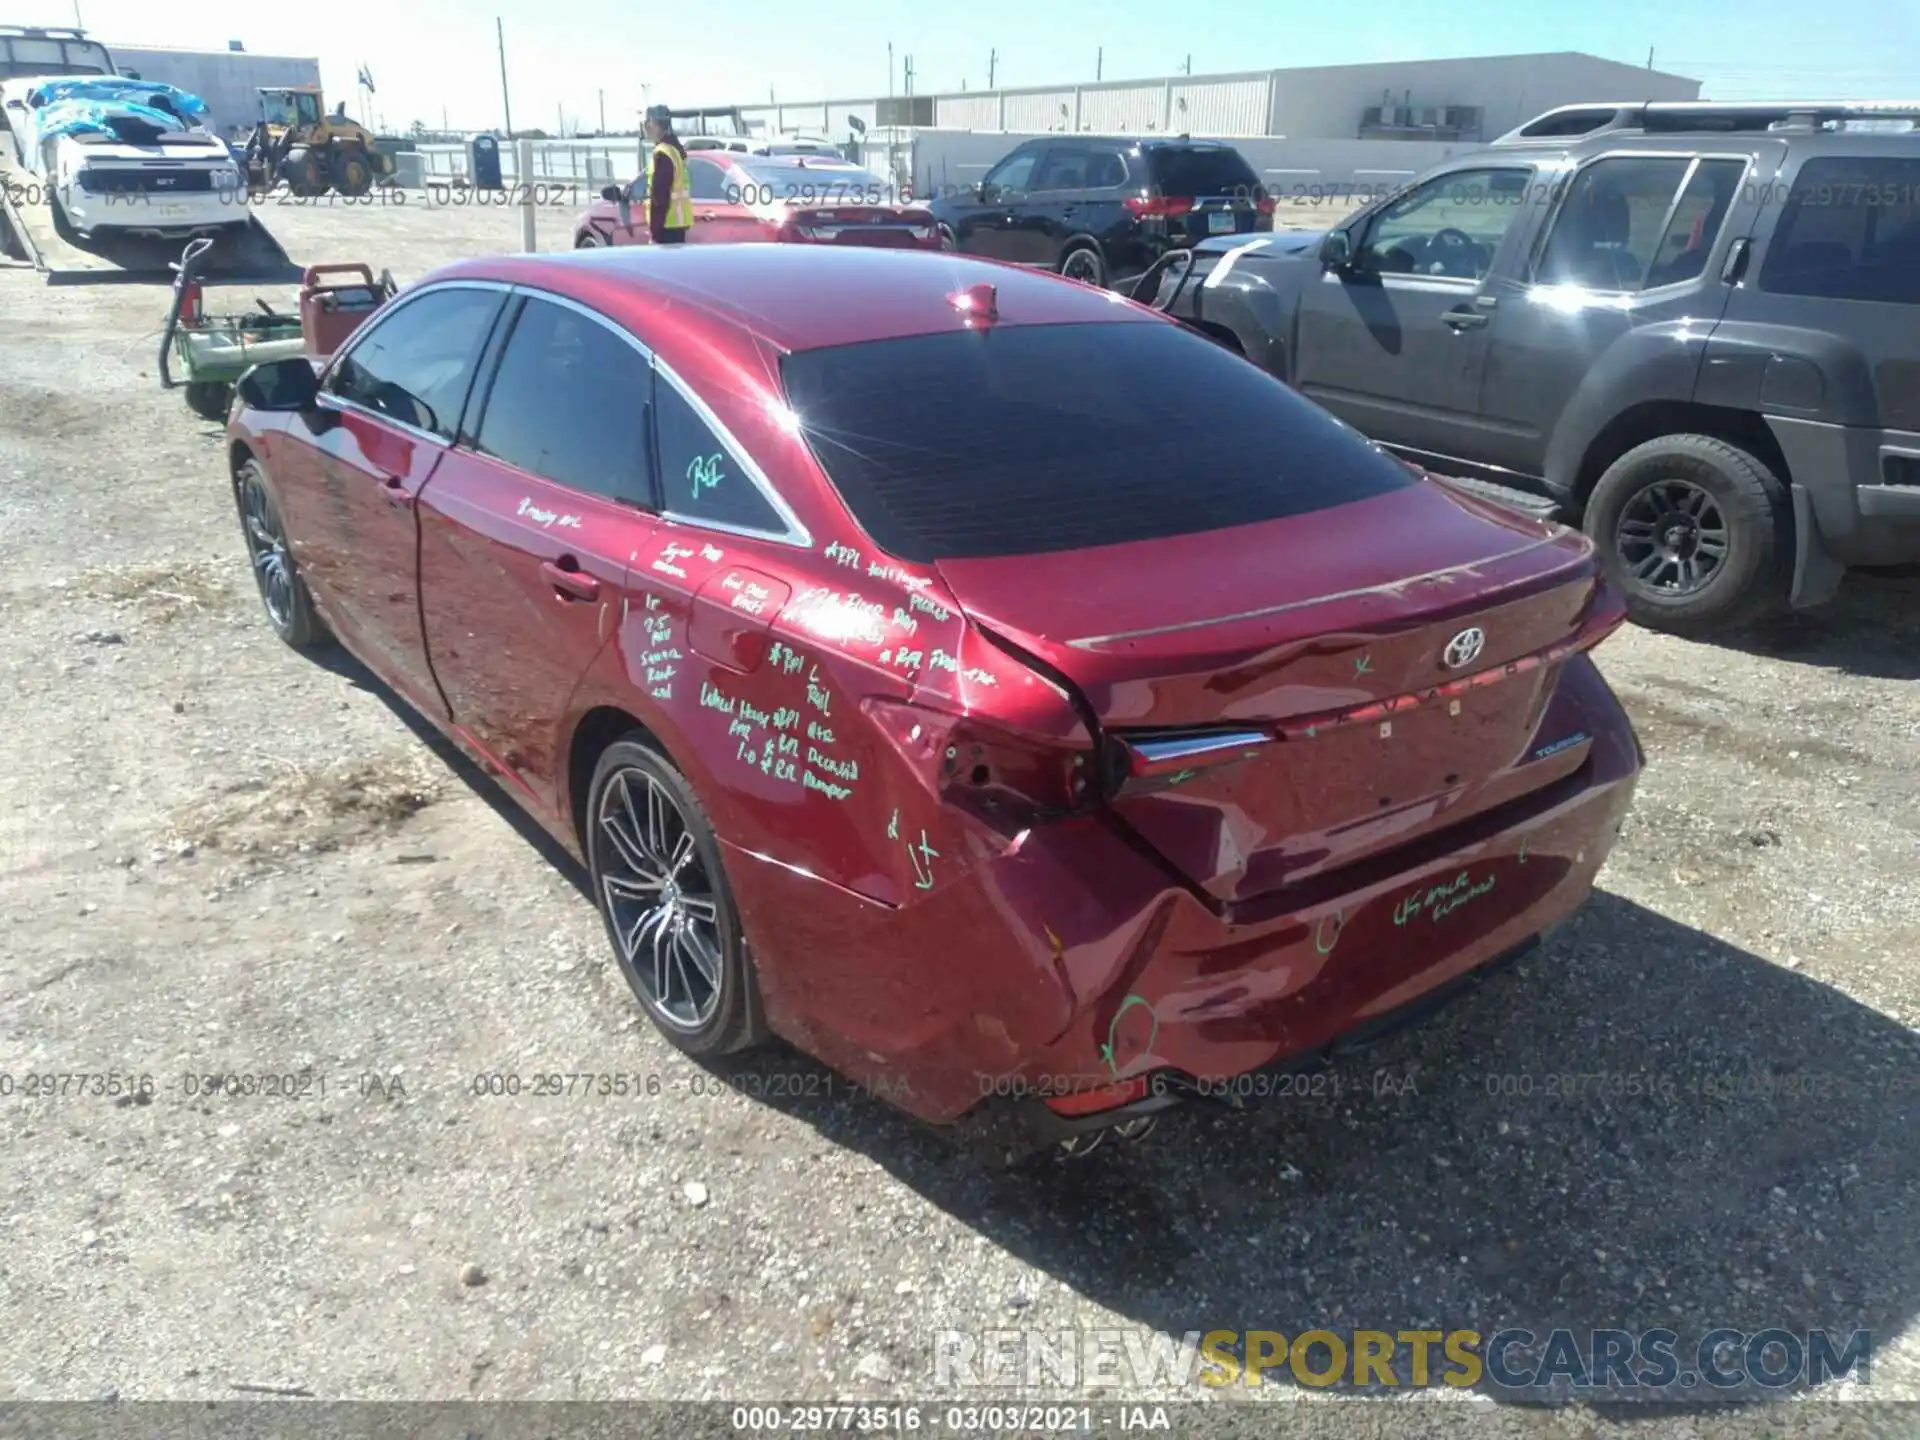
[2,196,1918,1438]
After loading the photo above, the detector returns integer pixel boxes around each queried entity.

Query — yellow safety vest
[655,141,693,229]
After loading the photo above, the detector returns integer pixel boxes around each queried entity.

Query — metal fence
[411,140,645,188]
[400,136,916,199]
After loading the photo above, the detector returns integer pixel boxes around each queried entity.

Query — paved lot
[2,196,1918,1436]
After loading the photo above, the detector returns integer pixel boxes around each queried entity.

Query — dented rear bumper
[722,656,1642,1140]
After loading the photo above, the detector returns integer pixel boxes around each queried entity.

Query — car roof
[426,245,1159,356]
[1014,134,1238,151]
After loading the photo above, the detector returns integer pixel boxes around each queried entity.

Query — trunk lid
[933,480,1621,901]
[784,202,937,247]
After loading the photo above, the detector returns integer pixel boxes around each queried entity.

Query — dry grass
[171,752,441,859]
[70,555,235,624]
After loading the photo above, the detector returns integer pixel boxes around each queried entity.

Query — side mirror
[236,356,320,413]
[1319,230,1354,271]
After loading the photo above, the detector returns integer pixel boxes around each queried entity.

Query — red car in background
[222,245,1641,1162]
[575,152,939,250]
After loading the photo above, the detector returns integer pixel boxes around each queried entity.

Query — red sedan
[225,245,1641,1161]
[575,153,938,250]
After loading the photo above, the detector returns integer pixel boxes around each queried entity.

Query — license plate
[1207,210,1236,233]
[153,204,189,219]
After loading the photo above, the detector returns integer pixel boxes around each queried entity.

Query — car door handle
[541,559,600,601]
[1721,236,1752,285]
[1442,308,1489,330]
[380,473,409,505]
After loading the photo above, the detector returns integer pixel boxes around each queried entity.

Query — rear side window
[474,297,652,502]
[328,286,503,440]
[1148,146,1259,199]
[779,321,1417,563]
[1535,156,1746,292]
[1760,156,1920,304]
[653,375,790,536]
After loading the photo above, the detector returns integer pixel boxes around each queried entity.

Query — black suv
[1148,101,1920,636]
[927,136,1269,288]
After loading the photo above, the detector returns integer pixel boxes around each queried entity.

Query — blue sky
[29,0,1920,134]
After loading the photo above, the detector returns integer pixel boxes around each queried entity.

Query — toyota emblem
[1443,627,1486,669]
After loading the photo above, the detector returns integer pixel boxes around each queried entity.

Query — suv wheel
[1584,434,1791,637]
[1060,244,1106,288]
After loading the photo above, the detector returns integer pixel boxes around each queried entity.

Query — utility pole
[598,89,606,133]
[496,16,514,138]
[1646,46,1655,69]
[1183,54,1192,76]
[988,48,997,88]
[1096,47,1103,82]
[905,55,914,96]
[888,42,895,101]
[558,102,565,137]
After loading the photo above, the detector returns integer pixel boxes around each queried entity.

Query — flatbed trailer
[0,144,299,285]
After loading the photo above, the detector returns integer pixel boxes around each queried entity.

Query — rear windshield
[731,160,883,197]
[1147,146,1260,198]
[778,321,1416,563]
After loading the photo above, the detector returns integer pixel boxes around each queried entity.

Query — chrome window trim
[319,278,515,447]
[653,354,814,549]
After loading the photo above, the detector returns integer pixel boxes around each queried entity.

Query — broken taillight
[863,698,1097,833]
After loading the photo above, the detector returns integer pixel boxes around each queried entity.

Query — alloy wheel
[239,468,294,630]
[595,766,725,1031]
[1615,478,1729,596]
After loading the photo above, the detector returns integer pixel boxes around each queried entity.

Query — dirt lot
[2,194,1919,1437]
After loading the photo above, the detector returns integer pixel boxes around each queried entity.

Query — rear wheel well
[568,706,660,852]
[1573,402,1791,511]
[229,441,254,479]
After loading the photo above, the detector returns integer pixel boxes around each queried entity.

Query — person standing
[643,104,692,245]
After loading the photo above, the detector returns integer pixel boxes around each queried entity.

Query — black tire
[233,458,327,648]
[586,736,768,1058]
[937,224,957,251]
[282,147,328,197]
[1060,242,1106,288]
[575,232,601,248]
[1583,434,1791,637]
[330,147,373,197]
[184,381,232,422]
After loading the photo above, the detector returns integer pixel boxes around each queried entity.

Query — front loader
[240,86,393,198]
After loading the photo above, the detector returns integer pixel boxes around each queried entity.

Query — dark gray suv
[1148,101,1920,636]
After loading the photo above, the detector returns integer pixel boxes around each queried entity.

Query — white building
[714,52,1700,143]
[701,52,1702,203]
[106,43,322,140]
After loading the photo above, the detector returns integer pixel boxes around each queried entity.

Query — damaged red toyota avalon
[224,244,1641,1162]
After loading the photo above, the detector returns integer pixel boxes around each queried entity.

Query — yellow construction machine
[240,86,393,197]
